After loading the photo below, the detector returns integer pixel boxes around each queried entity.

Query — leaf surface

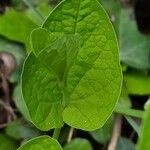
[22,53,63,130]
[22,0,122,131]
[43,0,122,130]
[17,136,62,150]
[63,138,92,150]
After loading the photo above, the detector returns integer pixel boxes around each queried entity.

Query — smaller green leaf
[0,134,18,150]
[38,35,80,80]
[31,28,53,55]
[17,136,62,150]
[63,138,92,150]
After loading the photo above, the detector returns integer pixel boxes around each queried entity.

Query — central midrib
[73,0,81,34]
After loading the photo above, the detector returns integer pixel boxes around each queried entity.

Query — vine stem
[22,0,45,23]
[67,128,74,143]
[114,105,144,119]
[108,114,122,150]
[53,128,61,140]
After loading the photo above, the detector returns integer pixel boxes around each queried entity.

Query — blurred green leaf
[25,2,53,26]
[124,71,150,95]
[119,9,150,70]
[0,134,18,150]
[5,119,41,140]
[101,1,150,70]
[63,138,92,150]
[117,137,135,150]
[0,9,38,52]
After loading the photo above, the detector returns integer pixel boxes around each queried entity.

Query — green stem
[53,128,61,140]
[22,0,45,23]
[114,105,144,119]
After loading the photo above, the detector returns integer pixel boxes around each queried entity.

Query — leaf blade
[17,136,62,150]
[43,0,122,130]
[21,53,63,131]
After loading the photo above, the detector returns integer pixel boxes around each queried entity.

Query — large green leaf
[137,105,150,150]
[17,136,62,150]
[63,138,92,150]
[22,0,122,131]
[0,134,18,150]
[43,0,121,130]
[22,53,63,130]
[0,9,38,51]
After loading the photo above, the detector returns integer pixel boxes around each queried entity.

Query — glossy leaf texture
[17,136,62,150]
[22,0,122,131]
[63,138,92,150]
